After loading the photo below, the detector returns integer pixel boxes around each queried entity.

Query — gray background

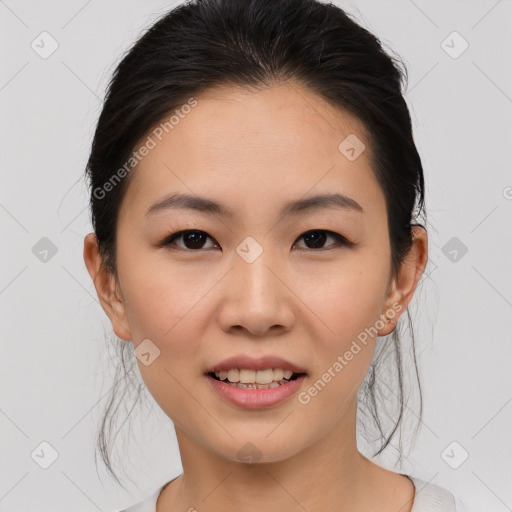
[1,0,511,510]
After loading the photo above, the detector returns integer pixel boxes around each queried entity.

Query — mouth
[204,355,308,408]
[204,367,308,409]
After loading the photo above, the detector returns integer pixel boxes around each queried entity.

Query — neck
[161,399,389,512]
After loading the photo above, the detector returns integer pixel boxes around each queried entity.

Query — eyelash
[158,229,354,252]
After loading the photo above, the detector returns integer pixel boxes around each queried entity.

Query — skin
[84,80,428,512]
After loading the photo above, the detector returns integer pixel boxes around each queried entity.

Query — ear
[83,233,132,341]
[377,225,428,336]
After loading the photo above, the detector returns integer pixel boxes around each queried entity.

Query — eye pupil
[304,230,327,249]
[184,230,206,249]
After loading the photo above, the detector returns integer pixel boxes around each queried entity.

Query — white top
[119,475,468,512]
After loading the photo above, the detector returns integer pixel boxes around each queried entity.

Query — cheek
[294,249,391,411]
[296,265,389,421]
[118,245,210,342]
[296,250,391,342]
[118,264,211,421]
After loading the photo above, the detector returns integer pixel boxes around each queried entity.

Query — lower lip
[205,374,306,409]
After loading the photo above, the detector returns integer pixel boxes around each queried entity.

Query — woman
[83,0,467,510]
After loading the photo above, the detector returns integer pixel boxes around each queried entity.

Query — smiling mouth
[207,371,306,389]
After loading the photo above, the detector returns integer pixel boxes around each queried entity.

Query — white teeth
[239,369,256,384]
[235,382,281,389]
[273,368,284,381]
[255,369,274,384]
[227,369,239,383]
[213,368,301,384]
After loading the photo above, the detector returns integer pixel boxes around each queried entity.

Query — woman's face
[86,81,425,464]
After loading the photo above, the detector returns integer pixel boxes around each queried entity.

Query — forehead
[120,81,385,223]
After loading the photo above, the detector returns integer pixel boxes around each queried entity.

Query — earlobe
[377,225,428,337]
[83,233,132,341]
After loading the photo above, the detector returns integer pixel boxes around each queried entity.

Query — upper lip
[206,355,307,374]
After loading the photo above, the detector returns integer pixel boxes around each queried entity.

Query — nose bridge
[234,235,280,304]
[217,235,294,334]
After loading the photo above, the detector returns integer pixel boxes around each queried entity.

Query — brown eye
[294,230,352,250]
[159,228,353,252]
[161,230,218,250]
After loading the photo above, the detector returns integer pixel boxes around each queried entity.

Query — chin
[209,434,306,465]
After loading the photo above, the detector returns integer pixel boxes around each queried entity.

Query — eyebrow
[145,192,363,218]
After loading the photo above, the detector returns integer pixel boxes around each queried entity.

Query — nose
[217,245,295,337]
